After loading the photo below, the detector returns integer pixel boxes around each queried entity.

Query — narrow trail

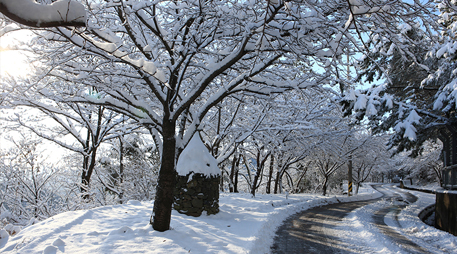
[271,184,431,254]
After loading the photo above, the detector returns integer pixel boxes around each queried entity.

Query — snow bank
[396,187,457,253]
[0,229,8,249]
[0,186,381,254]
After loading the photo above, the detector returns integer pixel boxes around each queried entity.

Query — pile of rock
[173,172,220,216]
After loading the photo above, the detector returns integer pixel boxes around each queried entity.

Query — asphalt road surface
[271,184,431,254]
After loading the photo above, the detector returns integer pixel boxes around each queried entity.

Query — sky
[0,29,31,78]
[0,30,65,161]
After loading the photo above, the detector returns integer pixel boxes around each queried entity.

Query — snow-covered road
[271,196,377,253]
[272,184,456,253]
[335,184,456,254]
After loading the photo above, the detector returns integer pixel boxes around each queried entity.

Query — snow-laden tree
[0,135,64,225]
[296,107,371,196]
[230,87,353,195]
[310,132,353,196]
[400,140,444,185]
[262,89,344,194]
[339,1,457,163]
[200,95,265,175]
[0,0,438,231]
[348,133,390,194]
[341,26,444,157]
[0,81,140,197]
[98,133,159,203]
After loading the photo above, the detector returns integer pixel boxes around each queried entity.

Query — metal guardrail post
[450,168,457,189]
[442,165,457,190]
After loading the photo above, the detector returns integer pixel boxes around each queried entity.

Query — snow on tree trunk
[173,134,220,217]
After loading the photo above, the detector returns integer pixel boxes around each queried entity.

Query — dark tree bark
[118,136,124,203]
[250,150,271,197]
[322,176,329,196]
[80,106,103,198]
[234,159,239,193]
[229,155,236,193]
[81,149,97,197]
[150,119,176,232]
[274,171,280,194]
[229,155,241,193]
[266,154,274,194]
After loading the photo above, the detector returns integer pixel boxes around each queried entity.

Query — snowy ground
[396,187,457,253]
[0,184,455,254]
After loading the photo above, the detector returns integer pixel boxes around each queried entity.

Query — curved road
[271,184,431,254]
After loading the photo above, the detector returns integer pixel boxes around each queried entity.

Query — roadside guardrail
[442,165,457,190]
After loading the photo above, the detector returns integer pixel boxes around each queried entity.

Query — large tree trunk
[81,154,89,191]
[80,106,103,198]
[250,154,261,197]
[230,155,240,193]
[81,150,97,198]
[251,169,261,197]
[151,119,176,232]
[80,124,92,195]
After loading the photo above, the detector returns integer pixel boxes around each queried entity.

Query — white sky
[0,30,33,78]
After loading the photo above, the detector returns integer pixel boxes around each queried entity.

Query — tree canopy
[0,0,444,231]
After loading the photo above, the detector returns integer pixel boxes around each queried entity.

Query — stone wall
[173,172,220,217]
[435,190,457,236]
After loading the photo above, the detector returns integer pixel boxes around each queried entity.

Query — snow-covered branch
[0,0,86,27]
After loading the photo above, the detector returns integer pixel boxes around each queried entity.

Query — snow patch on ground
[1,186,380,254]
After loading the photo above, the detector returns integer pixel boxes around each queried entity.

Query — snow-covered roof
[176,134,220,176]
